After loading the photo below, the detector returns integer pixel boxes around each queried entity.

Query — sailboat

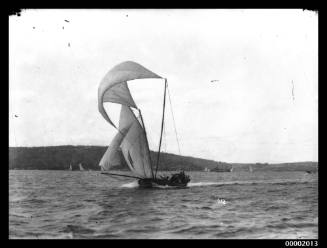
[230,166,233,172]
[69,164,73,171]
[249,165,253,173]
[79,163,85,171]
[98,61,190,188]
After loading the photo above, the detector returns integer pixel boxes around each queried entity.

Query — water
[9,170,318,239]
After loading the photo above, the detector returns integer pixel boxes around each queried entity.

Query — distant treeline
[9,146,218,171]
[8,146,318,172]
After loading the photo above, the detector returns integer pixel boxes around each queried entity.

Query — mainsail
[99,105,143,172]
[98,61,163,179]
[120,107,153,178]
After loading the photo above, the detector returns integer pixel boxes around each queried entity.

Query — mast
[138,108,154,178]
[155,79,167,178]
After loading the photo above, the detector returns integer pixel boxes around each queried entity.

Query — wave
[121,181,139,188]
[266,222,317,229]
[120,179,311,189]
[10,213,32,219]
[9,233,74,239]
[191,179,312,187]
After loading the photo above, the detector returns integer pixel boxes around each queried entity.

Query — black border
[6,8,321,246]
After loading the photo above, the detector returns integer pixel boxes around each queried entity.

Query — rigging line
[167,84,181,155]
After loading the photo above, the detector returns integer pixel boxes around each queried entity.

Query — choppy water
[9,170,318,239]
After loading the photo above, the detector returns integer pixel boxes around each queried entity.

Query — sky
[9,9,318,163]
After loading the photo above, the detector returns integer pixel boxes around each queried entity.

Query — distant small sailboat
[79,163,85,171]
[98,61,190,188]
[69,164,73,171]
[249,165,253,173]
[230,166,233,172]
[204,167,210,172]
[306,170,314,174]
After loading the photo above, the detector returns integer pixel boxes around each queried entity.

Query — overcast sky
[9,9,318,163]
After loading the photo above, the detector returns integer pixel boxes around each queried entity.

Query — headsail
[99,132,124,171]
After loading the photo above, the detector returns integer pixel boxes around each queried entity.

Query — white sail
[98,61,162,128]
[249,165,253,173]
[120,108,153,179]
[79,163,84,171]
[99,105,137,171]
[69,164,72,171]
[99,132,124,171]
[98,61,163,179]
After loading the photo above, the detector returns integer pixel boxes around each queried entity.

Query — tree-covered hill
[9,146,318,172]
[8,146,218,171]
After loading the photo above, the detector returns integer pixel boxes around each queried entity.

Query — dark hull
[138,173,190,188]
[138,179,189,188]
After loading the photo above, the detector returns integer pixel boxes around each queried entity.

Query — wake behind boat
[97,61,191,188]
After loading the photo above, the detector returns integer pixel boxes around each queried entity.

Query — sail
[99,132,124,171]
[120,107,153,179]
[98,61,163,178]
[98,61,162,128]
[99,105,137,171]
[79,163,84,171]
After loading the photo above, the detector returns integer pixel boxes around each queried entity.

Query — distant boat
[204,167,210,172]
[249,165,253,173]
[98,61,190,188]
[230,166,233,172]
[69,164,72,171]
[79,163,85,171]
